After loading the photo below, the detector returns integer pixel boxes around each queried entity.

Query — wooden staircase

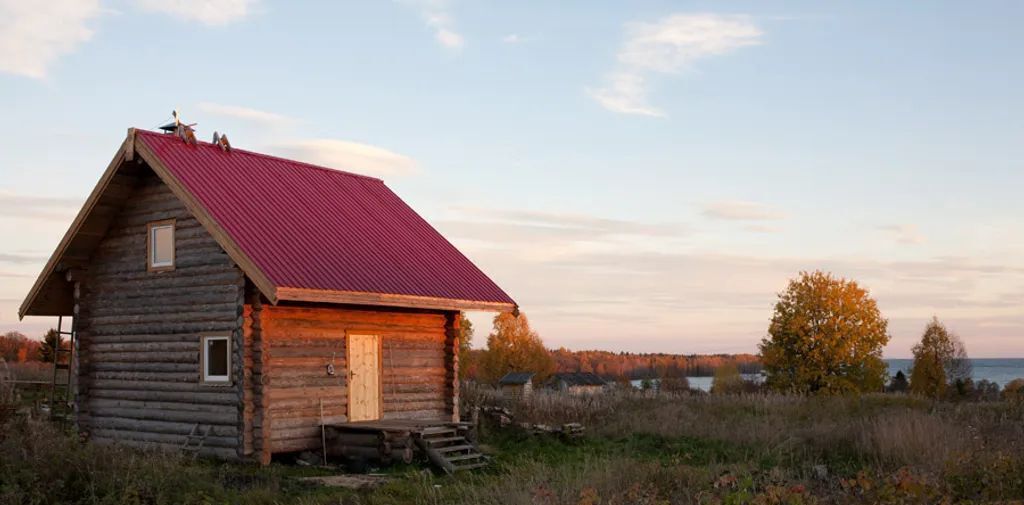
[415,426,487,474]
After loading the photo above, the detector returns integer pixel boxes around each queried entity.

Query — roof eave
[19,131,135,319]
[276,287,515,313]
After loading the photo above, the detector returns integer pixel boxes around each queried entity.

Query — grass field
[2,389,1023,504]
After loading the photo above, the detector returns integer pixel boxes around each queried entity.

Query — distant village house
[497,372,535,398]
[546,372,608,395]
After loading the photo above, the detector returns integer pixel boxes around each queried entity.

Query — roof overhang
[276,287,516,312]
[19,134,134,318]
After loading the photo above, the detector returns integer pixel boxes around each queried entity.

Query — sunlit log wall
[249,304,456,457]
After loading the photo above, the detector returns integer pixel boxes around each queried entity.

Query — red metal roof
[136,130,515,307]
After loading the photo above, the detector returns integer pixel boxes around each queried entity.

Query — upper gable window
[147,220,175,271]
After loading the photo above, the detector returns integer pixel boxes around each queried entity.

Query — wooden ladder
[414,426,488,474]
[48,315,76,422]
[182,423,212,455]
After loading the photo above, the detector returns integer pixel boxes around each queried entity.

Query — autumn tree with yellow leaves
[759,271,890,394]
[910,317,971,399]
[478,311,554,385]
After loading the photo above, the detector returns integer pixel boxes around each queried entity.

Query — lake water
[631,359,1024,392]
[886,358,1024,388]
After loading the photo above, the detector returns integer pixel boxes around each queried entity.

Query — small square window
[202,335,231,383]
[147,220,175,271]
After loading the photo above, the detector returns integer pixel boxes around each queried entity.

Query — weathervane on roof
[158,109,197,146]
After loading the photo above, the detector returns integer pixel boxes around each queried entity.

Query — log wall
[252,304,453,455]
[77,172,245,459]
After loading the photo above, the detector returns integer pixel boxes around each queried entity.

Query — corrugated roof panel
[137,130,515,306]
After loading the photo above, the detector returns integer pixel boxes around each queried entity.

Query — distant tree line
[0,330,65,363]
[547,348,761,380]
[458,312,761,385]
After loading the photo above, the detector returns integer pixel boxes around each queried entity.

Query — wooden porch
[323,419,487,473]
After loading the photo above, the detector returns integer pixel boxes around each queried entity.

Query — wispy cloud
[877,224,926,245]
[449,210,1024,354]
[449,207,686,237]
[274,139,417,178]
[0,190,82,221]
[197,102,294,126]
[502,33,522,44]
[436,206,688,264]
[402,0,464,49]
[588,13,763,117]
[0,252,47,264]
[0,0,102,79]
[702,200,785,221]
[745,224,782,233]
[134,0,258,26]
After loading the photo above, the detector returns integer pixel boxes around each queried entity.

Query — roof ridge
[134,128,384,183]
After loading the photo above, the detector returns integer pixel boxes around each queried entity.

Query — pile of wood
[324,428,414,465]
[518,422,586,440]
[478,405,514,427]
[475,405,586,440]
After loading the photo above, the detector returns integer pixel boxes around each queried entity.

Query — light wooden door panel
[347,334,381,422]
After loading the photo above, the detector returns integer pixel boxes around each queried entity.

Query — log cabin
[19,128,516,464]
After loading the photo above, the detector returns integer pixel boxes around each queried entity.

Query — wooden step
[436,444,474,453]
[446,453,483,462]
[425,436,464,445]
[420,427,457,436]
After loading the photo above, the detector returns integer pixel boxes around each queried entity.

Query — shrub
[711,362,745,395]
[658,376,690,393]
[1003,378,1024,402]
[972,379,1001,401]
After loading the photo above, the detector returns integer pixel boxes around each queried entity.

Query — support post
[444,312,460,423]
[248,291,272,465]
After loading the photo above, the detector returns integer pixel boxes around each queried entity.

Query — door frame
[345,331,383,422]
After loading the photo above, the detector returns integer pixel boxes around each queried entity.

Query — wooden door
[347,334,381,422]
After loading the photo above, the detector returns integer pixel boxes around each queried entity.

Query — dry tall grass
[467,386,1024,475]
[0,359,15,426]
[7,361,56,382]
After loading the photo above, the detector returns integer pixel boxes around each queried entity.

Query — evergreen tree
[888,370,909,392]
[38,329,63,363]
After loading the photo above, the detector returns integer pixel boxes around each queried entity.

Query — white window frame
[201,335,231,384]
[147,219,175,271]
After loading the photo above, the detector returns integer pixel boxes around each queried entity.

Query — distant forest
[464,347,761,381]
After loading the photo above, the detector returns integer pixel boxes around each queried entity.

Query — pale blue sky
[2,1,1022,357]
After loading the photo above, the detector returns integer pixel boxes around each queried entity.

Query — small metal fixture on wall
[326,352,336,376]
